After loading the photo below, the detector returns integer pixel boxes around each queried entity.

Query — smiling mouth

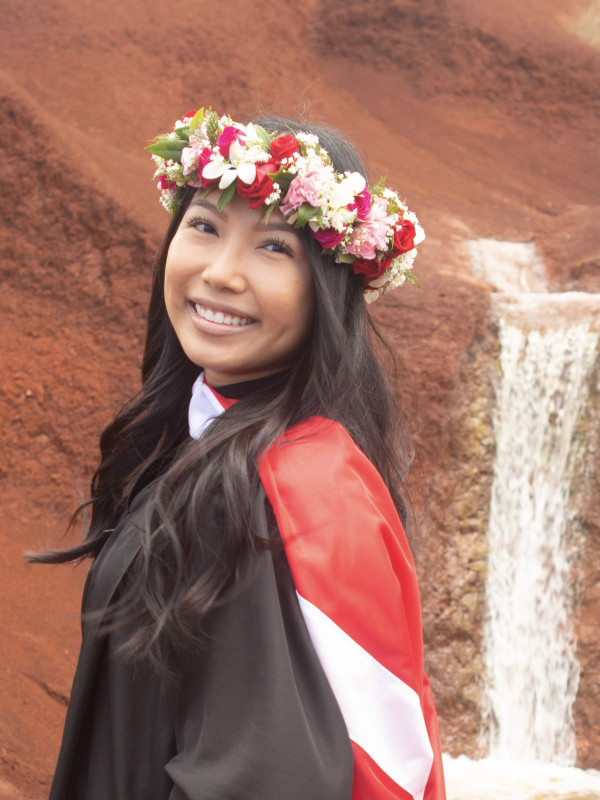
[194,303,254,327]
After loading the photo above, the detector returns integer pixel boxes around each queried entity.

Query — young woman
[40,108,446,799]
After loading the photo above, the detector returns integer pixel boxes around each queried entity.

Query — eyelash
[187,215,216,234]
[263,237,294,256]
[186,216,294,256]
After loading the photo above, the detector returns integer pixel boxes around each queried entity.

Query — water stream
[484,312,598,763]
[459,240,600,799]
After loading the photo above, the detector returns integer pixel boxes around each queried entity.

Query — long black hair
[34,116,415,671]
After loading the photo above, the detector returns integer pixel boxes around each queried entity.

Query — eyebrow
[189,195,299,236]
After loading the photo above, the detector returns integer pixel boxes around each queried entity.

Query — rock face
[0,0,598,793]
[570,351,600,768]
[419,315,498,758]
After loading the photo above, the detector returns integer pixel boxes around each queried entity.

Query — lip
[188,299,257,335]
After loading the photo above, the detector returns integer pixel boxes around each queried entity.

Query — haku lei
[147,107,424,302]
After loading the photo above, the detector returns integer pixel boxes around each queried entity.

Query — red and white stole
[188,374,446,800]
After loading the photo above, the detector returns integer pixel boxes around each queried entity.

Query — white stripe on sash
[297,594,433,800]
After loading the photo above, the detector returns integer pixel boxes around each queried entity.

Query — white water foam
[467,239,548,293]
[444,755,600,800]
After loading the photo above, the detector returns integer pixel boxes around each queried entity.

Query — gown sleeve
[258,418,446,800]
[164,532,354,800]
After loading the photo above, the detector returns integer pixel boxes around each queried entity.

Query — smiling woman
[34,108,445,800]
[164,193,314,386]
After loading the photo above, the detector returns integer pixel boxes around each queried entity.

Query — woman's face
[164,191,315,387]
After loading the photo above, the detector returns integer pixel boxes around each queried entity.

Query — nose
[200,237,247,294]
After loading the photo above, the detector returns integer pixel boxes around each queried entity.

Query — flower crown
[147,107,424,302]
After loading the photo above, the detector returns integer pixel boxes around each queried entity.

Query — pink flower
[280,169,330,215]
[312,227,345,249]
[197,147,217,188]
[217,125,245,158]
[346,196,394,260]
[347,187,371,220]
[158,175,177,192]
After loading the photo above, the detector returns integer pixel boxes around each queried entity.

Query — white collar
[188,371,226,439]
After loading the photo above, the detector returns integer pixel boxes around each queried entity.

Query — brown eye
[264,238,294,256]
[187,216,217,235]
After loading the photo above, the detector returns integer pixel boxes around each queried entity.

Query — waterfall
[446,239,600,798]
[484,307,598,763]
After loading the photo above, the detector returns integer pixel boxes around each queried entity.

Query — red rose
[236,160,277,208]
[393,218,416,253]
[352,257,386,280]
[312,227,345,249]
[270,134,300,162]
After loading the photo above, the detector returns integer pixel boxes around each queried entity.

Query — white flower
[364,289,381,304]
[367,274,388,289]
[329,172,365,209]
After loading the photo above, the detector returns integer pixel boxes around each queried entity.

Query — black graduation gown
[49,484,354,800]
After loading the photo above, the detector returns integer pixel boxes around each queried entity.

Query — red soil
[0,0,598,794]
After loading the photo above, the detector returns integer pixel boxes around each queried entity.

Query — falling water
[483,310,598,763]
[450,240,600,800]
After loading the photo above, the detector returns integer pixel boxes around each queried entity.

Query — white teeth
[195,304,252,327]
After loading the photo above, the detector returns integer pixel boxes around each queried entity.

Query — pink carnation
[280,169,330,215]
[181,144,199,176]
[346,196,394,260]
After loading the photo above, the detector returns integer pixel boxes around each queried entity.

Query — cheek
[163,242,188,307]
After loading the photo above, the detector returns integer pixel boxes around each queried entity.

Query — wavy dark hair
[34,116,415,672]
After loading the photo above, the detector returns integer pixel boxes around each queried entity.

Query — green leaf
[146,138,186,162]
[405,271,421,288]
[337,253,356,264]
[271,170,294,190]
[262,203,278,225]
[371,176,387,196]
[294,203,320,228]
[173,127,190,141]
[253,123,274,152]
[217,179,237,211]
[189,107,205,132]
